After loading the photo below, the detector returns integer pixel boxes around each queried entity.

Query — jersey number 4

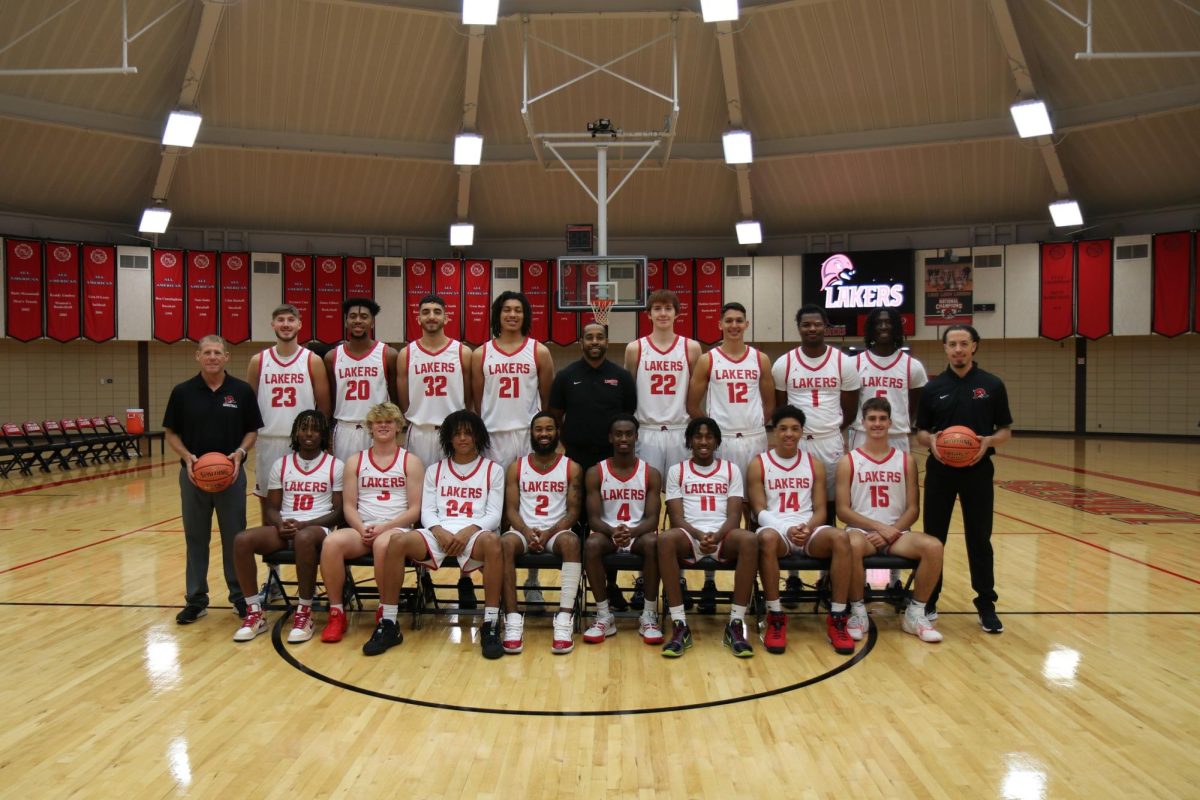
[778,492,801,513]
[445,498,474,517]
[271,386,297,407]
[649,374,676,395]
[423,375,448,397]
[615,502,632,522]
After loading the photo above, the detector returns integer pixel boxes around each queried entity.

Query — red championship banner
[314,256,345,344]
[694,257,724,345]
[1075,239,1112,340]
[637,259,666,338]
[45,242,80,342]
[283,255,314,343]
[551,261,580,346]
[666,259,694,339]
[1039,243,1074,341]
[436,259,463,341]
[462,259,491,346]
[185,251,218,342]
[5,239,43,341]
[219,252,250,344]
[345,256,374,299]
[152,248,186,344]
[1194,233,1200,333]
[521,260,552,342]
[405,259,434,342]
[1151,233,1192,337]
[82,245,116,343]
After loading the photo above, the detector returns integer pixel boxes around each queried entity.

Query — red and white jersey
[634,335,691,427]
[333,341,389,423]
[480,337,541,433]
[666,458,743,532]
[423,456,504,534]
[850,350,928,435]
[847,447,908,528]
[269,452,343,521]
[257,346,317,437]
[755,449,817,526]
[596,458,650,529]
[354,447,412,523]
[517,454,570,526]
[771,346,861,436]
[406,340,466,426]
[706,346,765,434]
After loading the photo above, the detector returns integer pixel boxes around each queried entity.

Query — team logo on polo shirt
[604,378,619,386]
[972,388,989,399]
[223,395,238,408]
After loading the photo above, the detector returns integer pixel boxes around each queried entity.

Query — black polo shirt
[549,357,637,453]
[915,363,1012,459]
[162,372,264,459]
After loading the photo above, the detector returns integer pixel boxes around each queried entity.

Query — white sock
[730,604,747,623]
[484,606,500,623]
[382,603,398,623]
[560,562,582,608]
[596,600,611,619]
[831,602,847,615]
[908,600,926,616]
[298,597,313,609]
[766,599,782,613]
[669,604,686,624]
[331,602,344,613]
[850,600,867,616]
[505,612,522,627]
[555,611,572,627]
[245,593,263,610]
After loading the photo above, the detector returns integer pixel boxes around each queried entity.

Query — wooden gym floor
[0,435,1197,799]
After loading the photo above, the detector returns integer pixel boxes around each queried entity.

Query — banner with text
[923,255,973,327]
[345,256,374,300]
[1075,239,1113,340]
[4,239,43,342]
[219,252,250,344]
[82,244,117,343]
[405,259,434,343]
[152,248,186,344]
[462,259,491,346]
[1039,243,1075,341]
[521,260,552,343]
[694,258,724,345]
[283,255,314,343]
[665,259,694,339]
[45,242,80,342]
[186,250,218,342]
[314,256,345,344]
[636,259,665,339]
[435,259,462,341]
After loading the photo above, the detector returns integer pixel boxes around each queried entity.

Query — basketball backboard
[555,256,648,311]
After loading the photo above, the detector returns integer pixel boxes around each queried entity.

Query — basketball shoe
[723,619,754,658]
[638,611,664,645]
[979,609,1004,634]
[233,610,267,642]
[481,620,504,660]
[362,619,402,655]
[551,614,574,655]
[583,615,616,643]
[762,611,787,654]
[902,609,944,643]
[847,608,870,641]
[457,575,477,609]
[661,621,692,658]
[320,607,347,643]
[629,576,646,611]
[288,606,314,643]
[826,613,854,655]
[503,616,525,654]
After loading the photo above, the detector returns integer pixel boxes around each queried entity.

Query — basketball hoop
[591,297,614,326]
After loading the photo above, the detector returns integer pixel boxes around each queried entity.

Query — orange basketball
[935,426,981,468]
[191,452,236,493]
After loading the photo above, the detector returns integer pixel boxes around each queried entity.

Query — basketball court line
[0,514,180,574]
[992,452,1200,497]
[0,462,160,497]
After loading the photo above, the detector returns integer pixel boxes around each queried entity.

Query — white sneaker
[523,577,544,605]
[639,612,664,645]
[551,615,574,654]
[902,611,944,643]
[847,609,870,641]
[583,616,616,643]
[927,611,938,623]
[502,617,524,654]
[287,606,314,643]
[233,610,267,642]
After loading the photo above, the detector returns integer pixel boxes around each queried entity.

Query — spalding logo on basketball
[194,254,211,269]
[470,262,486,277]
[672,261,687,276]
[226,255,244,270]
[161,252,178,268]
[321,259,337,273]
[412,261,427,276]
[191,452,236,493]
[701,260,717,276]
[290,258,306,272]
[54,246,72,262]
[935,426,981,468]
[14,243,34,260]
[528,262,543,277]
[90,249,109,264]
[440,262,456,276]
[351,260,368,275]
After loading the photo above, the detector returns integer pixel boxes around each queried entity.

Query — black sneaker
[457,575,478,610]
[481,620,504,659]
[362,619,403,655]
[233,598,248,618]
[723,619,754,658]
[629,577,646,611]
[979,610,1004,634]
[782,575,803,609]
[608,582,629,612]
[175,604,207,625]
[681,577,694,612]
[698,579,718,614]
[661,621,693,658]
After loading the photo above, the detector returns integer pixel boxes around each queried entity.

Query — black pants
[922,456,997,614]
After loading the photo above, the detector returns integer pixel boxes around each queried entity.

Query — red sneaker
[762,611,788,654]
[375,605,383,624]
[826,613,854,655]
[321,607,347,643]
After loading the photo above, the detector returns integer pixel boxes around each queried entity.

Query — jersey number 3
[423,375,448,397]
[271,386,297,407]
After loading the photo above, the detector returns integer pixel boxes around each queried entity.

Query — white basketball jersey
[772,346,860,436]
[850,351,929,435]
[333,341,389,423]
[273,452,343,522]
[635,335,690,427]
[597,458,649,529]
[848,447,908,528]
[666,458,742,532]
[756,449,816,526]
[355,447,411,523]
[480,338,541,433]
[431,456,500,531]
[517,454,570,525]
[257,346,317,437]
[706,346,764,434]
[406,340,466,426]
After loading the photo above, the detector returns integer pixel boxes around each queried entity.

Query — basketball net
[590,297,614,326]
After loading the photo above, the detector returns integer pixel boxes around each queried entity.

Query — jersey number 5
[869,485,890,508]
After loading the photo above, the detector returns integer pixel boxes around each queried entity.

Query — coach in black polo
[915,324,1012,635]
[163,334,264,625]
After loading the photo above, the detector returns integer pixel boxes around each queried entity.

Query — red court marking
[0,463,159,497]
[0,514,180,575]
[994,509,1200,585]
[994,452,1200,498]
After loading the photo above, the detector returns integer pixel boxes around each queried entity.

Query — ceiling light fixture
[162,110,202,148]
[139,205,172,234]
[454,132,484,166]
[1010,99,1053,138]
[450,222,475,247]
[463,0,499,25]
[736,220,762,245]
[701,0,739,23]
[1048,199,1083,227]
[722,129,753,164]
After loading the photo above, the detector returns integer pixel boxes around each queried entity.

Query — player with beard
[398,294,472,469]
[499,413,584,654]
[324,298,399,463]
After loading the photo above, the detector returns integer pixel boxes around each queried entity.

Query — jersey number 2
[345,379,370,401]
[649,374,676,395]
[423,375,448,397]
[498,376,520,399]
[271,386,297,407]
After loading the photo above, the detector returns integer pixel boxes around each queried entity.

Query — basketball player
[848,307,927,590]
[231,411,343,643]
[398,294,472,469]
[658,417,758,658]
[363,410,506,659]
[915,324,1012,634]
[318,402,423,644]
[835,398,943,643]
[582,415,664,645]
[324,298,399,463]
[772,305,860,603]
[500,412,584,654]
[624,289,698,611]
[748,404,856,655]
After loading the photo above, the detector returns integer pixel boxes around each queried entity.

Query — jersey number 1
[498,376,520,399]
